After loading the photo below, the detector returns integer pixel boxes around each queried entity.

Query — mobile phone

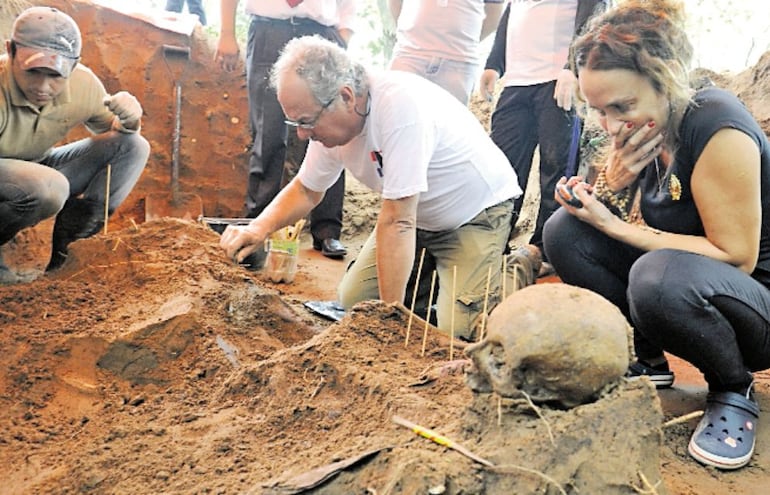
[557,183,583,208]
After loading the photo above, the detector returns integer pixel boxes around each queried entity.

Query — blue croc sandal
[688,388,759,470]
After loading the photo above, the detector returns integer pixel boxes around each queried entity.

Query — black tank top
[640,87,770,285]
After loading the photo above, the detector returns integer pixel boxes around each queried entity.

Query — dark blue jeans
[245,16,346,243]
[165,0,207,25]
[0,131,149,245]
[490,82,576,255]
[543,208,770,391]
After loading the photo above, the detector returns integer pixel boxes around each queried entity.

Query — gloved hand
[103,91,143,130]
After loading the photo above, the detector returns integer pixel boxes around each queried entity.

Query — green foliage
[359,0,396,68]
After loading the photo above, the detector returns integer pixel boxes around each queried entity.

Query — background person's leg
[303,24,350,256]
[165,0,184,13]
[389,55,475,105]
[532,81,575,255]
[310,174,346,257]
[489,86,538,237]
[185,0,207,25]
[243,20,293,218]
[423,57,478,106]
[244,67,287,217]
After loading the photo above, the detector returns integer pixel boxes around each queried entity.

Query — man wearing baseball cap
[0,6,150,282]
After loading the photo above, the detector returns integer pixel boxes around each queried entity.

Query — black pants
[245,16,345,242]
[490,82,576,255]
[543,208,770,392]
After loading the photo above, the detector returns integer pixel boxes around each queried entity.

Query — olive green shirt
[0,54,117,163]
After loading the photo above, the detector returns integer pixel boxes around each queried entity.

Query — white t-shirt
[298,70,522,232]
[502,0,577,86]
[393,0,502,64]
[244,0,357,31]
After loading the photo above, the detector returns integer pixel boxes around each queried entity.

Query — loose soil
[2,2,770,494]
[3,215,770,495]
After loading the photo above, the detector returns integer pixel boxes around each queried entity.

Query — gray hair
[269,35,368,104]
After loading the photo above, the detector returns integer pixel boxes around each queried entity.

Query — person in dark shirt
[544,0,770,470]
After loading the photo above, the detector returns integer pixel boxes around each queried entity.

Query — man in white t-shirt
[480,0,608,275]
[388,0,504,105]
[220,36,522,340]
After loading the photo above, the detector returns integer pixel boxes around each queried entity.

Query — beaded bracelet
[593,168,632,222]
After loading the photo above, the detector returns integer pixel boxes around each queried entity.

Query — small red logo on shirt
[370,151,383,177]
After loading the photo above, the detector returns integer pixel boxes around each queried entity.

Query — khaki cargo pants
[338,199,528,341]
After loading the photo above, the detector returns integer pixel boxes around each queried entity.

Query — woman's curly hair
[571,0,693,144]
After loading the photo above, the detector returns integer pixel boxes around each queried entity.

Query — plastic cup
[264,238,299,283]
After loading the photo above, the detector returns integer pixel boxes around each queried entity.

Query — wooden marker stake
[450,265,457,360]
[421,270,437,357]
[103,164,111,234]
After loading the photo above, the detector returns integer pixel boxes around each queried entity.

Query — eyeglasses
[284,96,336,129]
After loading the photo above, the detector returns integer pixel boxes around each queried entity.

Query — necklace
[654,151,682,200]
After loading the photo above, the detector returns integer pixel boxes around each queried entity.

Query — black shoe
[46,197,104,272]
[626,360,675,389]
[313,238,347,259]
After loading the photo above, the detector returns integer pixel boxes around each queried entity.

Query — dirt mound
[0,219,667,494]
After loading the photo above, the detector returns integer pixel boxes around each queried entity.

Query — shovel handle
[171,81,181,197]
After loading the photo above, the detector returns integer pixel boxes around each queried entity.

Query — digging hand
[104,91,143,131]
[220,224,266,265]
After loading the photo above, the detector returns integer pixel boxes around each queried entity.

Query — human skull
[465,283,632,408]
